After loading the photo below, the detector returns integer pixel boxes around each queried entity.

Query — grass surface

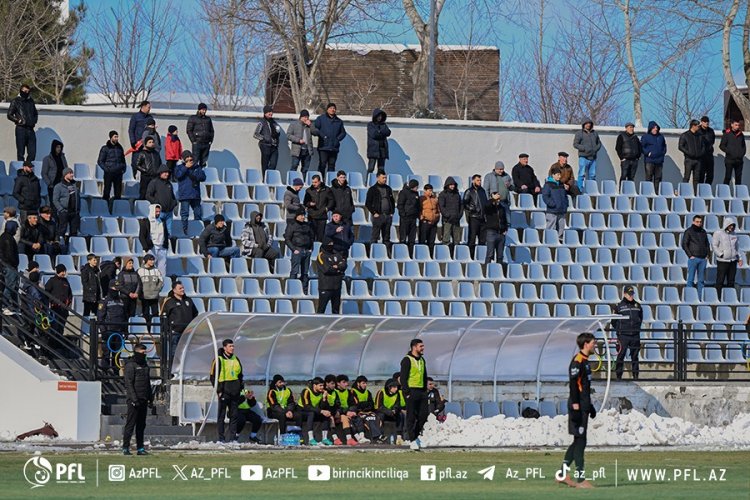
[0,449,748,499]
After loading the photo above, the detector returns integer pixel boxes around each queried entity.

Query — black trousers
[716,260,738,296]
[15,126,36,161]
[123,401,148,449]
[467,217,486,257]
[318,150,338,173]
[419,221,438,250]
[217,395,240,442]
[644,162,663,185]
[318,288,342,314]
[620,159,638,183]
[485,229,506,264]
[57,210,80,239]
[309,219,326,242]
[371,214,392,244]
[300,409,330,437]
[103,172,123,202]
[291,153,312,174]
[139,174,155,200]
[404,389,429,441]
[563,434,587,483]
[259,144,278,175]
[399,216,418,249]
[615,334,640,379]
[83,301,98,317]
[192,143,210,167]
[237,408,263,436]
[367,157,386,174]
[683,158,701,188]
[123,298,138,318]
[723,160,743,185]
[699,154,714,185]
[141,298,158,330]
[267,406,301,433]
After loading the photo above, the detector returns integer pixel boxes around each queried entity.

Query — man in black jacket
[13,161,42,220]
[122,343,153,455]
[615,122,642,184]
[367,108,391,173]
[303,175,333,242]
[397,179,420,254]
[146,165,177,234]
[719,119,746,185]
[7,84,38,161]
[512,153,541,199]
[313,103,347,173]
[209,339,244,442]
[284,209,315,294]
[678,120,706,190]
[135,136,161,200]
[324,212,354,256]
[97,280,127,366]
[463,174,488,259]
[612,285,643,380]
[97,130,127,202]
[316,242,347,314]
[200,215,240,258]
[80,254,101,317]
[0,221,20,314]
[698,116,716,185]
[186,103,214,166]
[484,192,508,265]
[52,168,80,241]
[45,264,72,342]
[400,338,428,450]
[253,105,281,175]
[99,257,122,292]
[128,100,152,175]
[18,213,44,259]
[438,176,463,251]
[681,215,710,296]
[161,281,199,359]
[365,171,395,247]
[330,171,355,225]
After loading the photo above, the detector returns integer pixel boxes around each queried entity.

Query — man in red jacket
[165,125,183,178]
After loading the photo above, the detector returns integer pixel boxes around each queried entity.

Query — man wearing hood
[202,214,241,259]
[324,212,354,256]
[284,209,314,294]
[186,103,214,167]
[640,120,667,185]
[367,108,391,173]
[52,168,80,240]
[141,118,161,152]
[719,119,746,185]
[484,161,514,227]
[698,116,716,185]
[283,178,304,221]
[1,207,21,244]
[97,131,127,203]
[7,84,38,161]
[541,167,569,240]
[287,109,317,174]
[42,139,69,203]
[572,119,601,192]
[438,176,463,250]
[135,135,161,200]
[175,150,205,234]
[240,212,278,268]
[397,179,421,254]
[161,281,199,359]
[0,221,20,313]
[330,170,355,225]
[146,164,177,234]
[365,171,395,247]
[122,343,153,455]
[254,105,281,175]
[209,339,244,442]
[13,161,41,220]
[303,174,333,242]
[464,174,488,259]
[712,217,743,297]
[38,206,62,258]
[681,215,710,296]
[99,257,121,292]
[316,241,347,314]
[313,103,347,173]
[615,122,642,184]
[138,204,168,278]
[679,119,706,190]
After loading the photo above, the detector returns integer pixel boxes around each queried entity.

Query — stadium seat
[501,401,520,418]
[444,402,462,417]
[481,401,500,418]
[463,401,481,418]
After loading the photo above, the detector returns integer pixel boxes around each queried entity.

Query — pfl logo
[23,455,85,489]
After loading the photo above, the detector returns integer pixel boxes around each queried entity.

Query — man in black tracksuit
[678,120,706,190]
[303,174,333,242]
[122,343,153,455]
[463,174,488,259]
[719,119,746,185]
[697,116,716,185]
[396,179,420,254]
[161,281,199,359]
[6,84,38,161]
[612,285,643,380]
[400,338,428,450]
[316,242,347,314]
[365,171,395,247]
[615,122,642,184]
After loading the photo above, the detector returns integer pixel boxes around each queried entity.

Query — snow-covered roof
[326,42,498,55]
[83,92,264,111]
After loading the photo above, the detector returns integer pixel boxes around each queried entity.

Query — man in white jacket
[712,217,743,297]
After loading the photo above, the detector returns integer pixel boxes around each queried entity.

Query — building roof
[325,42,499,55]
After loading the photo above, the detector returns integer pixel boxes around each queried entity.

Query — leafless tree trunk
[402,0,446,116]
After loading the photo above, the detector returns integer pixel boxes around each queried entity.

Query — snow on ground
[420,409,750,448]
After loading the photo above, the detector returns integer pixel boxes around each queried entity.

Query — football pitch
[0,449,748,499]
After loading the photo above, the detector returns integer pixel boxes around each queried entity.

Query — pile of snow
[421,409,750,448]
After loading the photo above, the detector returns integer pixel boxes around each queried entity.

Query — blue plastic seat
[616,194,635,212]
[222,168,243,185]
[297,300,315,314]
[406,301,424,316]
[469,302,488,317]
[491,302,509,316]
[501,401,520,418]
[230,298,250,312]
[384,301,403,316]
[197,277,218,296]
[273,299,293,314]
[448,302,467,317]
[512,303,530,317]
[251,299,271,313]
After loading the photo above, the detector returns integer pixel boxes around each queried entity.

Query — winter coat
[313,113,347,152]
[13,169,42,211]
[165,134,182,161]
[210,348,244,398]
[146,177,178,212]
[549,162,576,189]
[200,222,234,255]
[365,182,395,216]
[573,120,601,159]
[97,140,127,176]
[253,117,281,147]
[483,171,513,201]
[284,219,315,252]
[485,200,508,232]
[128,110,153,147]
[97,290,127,334]
[52,180,80,214]
[303,184,333,220]
[640,121,667,164]
[397,184,421,219]
[80,263,102,303]
[19,221,44,249]
[99,260,120,292]
[463,184,488,220]
[698,125,716,155]
[174,161,206,201]
[283,187,302,220]
[161,292,199,334]
[511,163,541,192]
[419,193,440,224]
[138,204,169,252]
[42,140,69,188]
[0,232,19,268]
[124,353,153,404]
[712,218,740,263]
[719,129,746,163]
[681,224,710,259]
[186,113,214,144]
[367,108,391,159]
[118,268,142,296]
[44,276,72,308]
[324,220,354,253]
[240,214,271,255]
[615,131,642,160]
[317,248,347,291]
[286,120,317,157]
[141,127,161,152]
[135,147,161,177]
[541,177,569,215]
[137,265,163,301]
[612,298,643,336]
[438,177,463,225]
[330,179,355,219]
[7,93,38,128]
[678,129,706,160]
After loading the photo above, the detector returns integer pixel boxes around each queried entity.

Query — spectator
[375,379,404,444]
[45,264,72,341]
[52,168,80,241]
[97,280,126,367]
[698,116,716,185]
[186,103,214,167]
[165,125,182,177]
[678,119,706,190]
[484,192,508,265]
[330,170,355,225]
[681,215,710,296]
[615,122,642,184]
[146,165,177,234]
[712,217,743,297]
[719,119,746,185]
[209,339,244,443]
[287,110,316,174]
[202,215,242,259]
[313,103,347,173]
[612,285,643,380]
[18,212,44,259]
[366,171,395,248]
[438,177,463,251]
[13,161,42,220]
[265,374,300,434]
[99,256,122,293]
[42,140,68,204]
[137,254,163,331]
[463,174,488,259]
[97,131,127,203]
[141,118,161,153]
[80,254,101,317]
[316,242,347,315]
[135,136,161,200]
[484,161,513,227]
[253,105,281,175]
[0,221,19,314]
[161,281,199,358]
[418,184,440,253]
[426,377,446,422]
[138,204,169,278]
[38,206,62,258]
[175,150,205,234]
[118,258,142,318]
[324,212,354,256]
[397,179,420,254]
[548,151,580,198]
[303,174,333,242]
[512,153,541,199]
[240,212,278,267]
[20,270,45,347]
[128,100,152,174]
[284,178,304,221]
[541,166,569,240]
[1,207,20,244]
[284,209,314,294]
[572,119,601,191]
[640,121,667,186]
[7,84,38,161]
[367,108,391,173]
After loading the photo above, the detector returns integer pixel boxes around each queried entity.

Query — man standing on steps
[400,338,428,450]
[122,343,153,456]
[209,339,243,443]
[612,285,643,381]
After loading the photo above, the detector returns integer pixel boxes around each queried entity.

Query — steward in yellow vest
[400,338,428,449]
[208,339,243,442]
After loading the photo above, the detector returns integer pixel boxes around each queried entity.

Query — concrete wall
[0,104,743,189]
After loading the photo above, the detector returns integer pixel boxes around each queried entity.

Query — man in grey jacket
[573,119,601,192]
[52,168,80,240]
[136,254,163,332]
[283,178,304,221]
[712,217,743,297]
[483,161,513,227]
[287,110,316,174]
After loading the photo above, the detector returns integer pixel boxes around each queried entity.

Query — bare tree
[87,0,181,107]
[340,67,396,115]
[402,0,446,116]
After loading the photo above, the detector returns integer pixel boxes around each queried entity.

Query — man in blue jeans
[199,215,240,259]
[573,119,601,192]
[681,215,710,295]
[175,151,206,234]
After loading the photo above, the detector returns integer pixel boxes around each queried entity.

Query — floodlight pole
[427,0,436,112]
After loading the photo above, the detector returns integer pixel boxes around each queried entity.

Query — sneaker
[357,435,371,444]
[410,439,420,451]
[309,439,321,446]
[136,448,148,455]
[576,480,594,489]
[346,438,358,446]
[248,436,261,444]
[122,448,131,456]
[556,475,577,488]
[321,438,334,446]
[2,308,15,316]
[395,436,404,446]
[333,437,343,446]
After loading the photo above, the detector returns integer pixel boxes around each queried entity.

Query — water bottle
[389,435,394,445]
[273,434,278,446]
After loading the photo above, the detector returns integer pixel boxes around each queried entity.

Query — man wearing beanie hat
[287,109,317,174]
[612,285,643,380]
[128,100,152,173]
[165,124,182,175]
[365,171,395,248]
[146,164,178,234]
[141,117,161,151]
[284,208,314,294]
[52,167,80,241]
[98,130,127,203]
[44,264,73,343]
[13,161,41,221]
[313,102,347,173]
[484,160,514,227]
[397,178,421,254]
[284,178,304,221]
[367,108,391,173]
[266,374,300,434]
[253,105,281,175]
[135,135,161,200]
[175,150,205,234]
[615,122,642,184]
[187,103,214,166]
[698,116,716,185]
[200,214,241,259]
